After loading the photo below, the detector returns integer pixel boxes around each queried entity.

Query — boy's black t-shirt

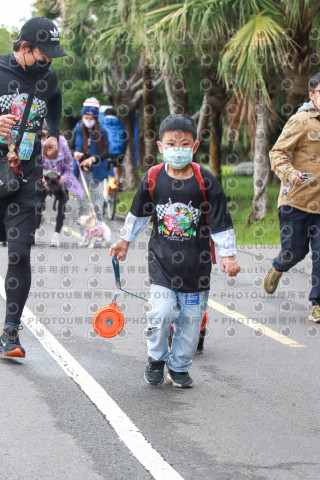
[130,165,234,292]
[0,54,62,180]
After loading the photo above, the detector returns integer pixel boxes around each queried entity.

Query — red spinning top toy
[92,296,125,338]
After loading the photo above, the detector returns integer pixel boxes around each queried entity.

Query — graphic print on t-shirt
[156,198,201,241]
[0,90,47,160]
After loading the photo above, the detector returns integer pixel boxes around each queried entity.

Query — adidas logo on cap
[50,28,59,42]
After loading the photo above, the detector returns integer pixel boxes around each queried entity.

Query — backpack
[147,162,216,264]
[102,116,127,154]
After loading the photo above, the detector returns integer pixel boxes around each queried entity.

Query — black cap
[19,17,68,58]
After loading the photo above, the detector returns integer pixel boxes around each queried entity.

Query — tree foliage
[26,0,320,220]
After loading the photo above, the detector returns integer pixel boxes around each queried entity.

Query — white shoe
[50,232,60,247]
[34,229,40,246]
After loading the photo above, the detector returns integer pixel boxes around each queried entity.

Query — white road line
[208,299,306,348]
[0,276,184,480]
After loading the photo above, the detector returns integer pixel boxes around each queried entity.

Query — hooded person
[264,72,320,323]
[101,106,127,187]
[0,16,67,357]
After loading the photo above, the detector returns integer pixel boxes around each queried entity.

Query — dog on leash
[77,212,111,248]
[41,170,69,215]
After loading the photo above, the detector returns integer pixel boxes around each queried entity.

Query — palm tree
[219,11,293,221]
[63,0,163,187]
[280,0,320,111]
[145,0,282,181]
[220,1,320,221]
[145,0,232,181]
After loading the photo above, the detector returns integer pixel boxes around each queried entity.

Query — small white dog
[77,213,111,248]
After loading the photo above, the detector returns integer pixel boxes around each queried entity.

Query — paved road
[1,197,320,480]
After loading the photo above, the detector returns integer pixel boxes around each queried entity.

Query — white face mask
[160,143,195,169]
[82,118,95,129]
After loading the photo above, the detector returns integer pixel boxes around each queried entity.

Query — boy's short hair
[309,73,320,92]
[159,114,197,141]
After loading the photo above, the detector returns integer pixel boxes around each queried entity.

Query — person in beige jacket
[264,72,320,323]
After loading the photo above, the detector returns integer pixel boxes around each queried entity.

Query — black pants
[53,189,69,233]
[4,241,32,328]
[40,188,69,233]
[0,179,43,329]
[273,206,320,306]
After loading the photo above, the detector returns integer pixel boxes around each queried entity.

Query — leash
[76,159,97,219]
[112,255,148,302]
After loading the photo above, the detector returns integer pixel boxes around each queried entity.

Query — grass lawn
[116,165,281,245]
[221,166,281,245]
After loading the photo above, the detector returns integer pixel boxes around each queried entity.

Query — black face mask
[24,52,52,76]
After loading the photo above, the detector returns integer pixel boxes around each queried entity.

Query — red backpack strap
[190,162,216,264]
[147,163,165,201]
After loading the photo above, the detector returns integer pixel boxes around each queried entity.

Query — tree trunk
[164,72,189,115]
[142,60,157,168]
[209,108,222,181]
[205,68,228,182]
[120,110,141,189]
[250,101,270,222]
[102,60,144,189]
[283,5,319,112]
[285,72,310,114]
[197,93,210,139]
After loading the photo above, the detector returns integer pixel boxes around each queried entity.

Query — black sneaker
[0,326,25,358]
[167,369,193,388]
[144,357,165,385]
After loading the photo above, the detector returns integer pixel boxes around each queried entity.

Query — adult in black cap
[0,17,67,358]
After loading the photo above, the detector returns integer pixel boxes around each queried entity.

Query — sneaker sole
[144,373,164,385]
[167,373,193,388]
[0,348,25,358]
[263,268,282,294]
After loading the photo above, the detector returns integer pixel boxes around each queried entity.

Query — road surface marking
[0,276,184,480]
[208,299,307,348]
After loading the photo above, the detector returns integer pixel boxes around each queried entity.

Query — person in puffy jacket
[70,97,109,235]
[102,107,127,188]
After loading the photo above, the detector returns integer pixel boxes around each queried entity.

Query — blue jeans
[146,284,209,372]
[273,206,320,305]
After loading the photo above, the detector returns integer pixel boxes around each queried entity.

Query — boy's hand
[109,239,130,261]
[220,256,240,277]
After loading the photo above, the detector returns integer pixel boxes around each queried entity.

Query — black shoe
[167,369,193,388]
[0,326,25,358]
[197,327,206,354]
[144,357,165,385]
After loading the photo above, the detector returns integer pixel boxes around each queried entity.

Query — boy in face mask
[109,114,240,388]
